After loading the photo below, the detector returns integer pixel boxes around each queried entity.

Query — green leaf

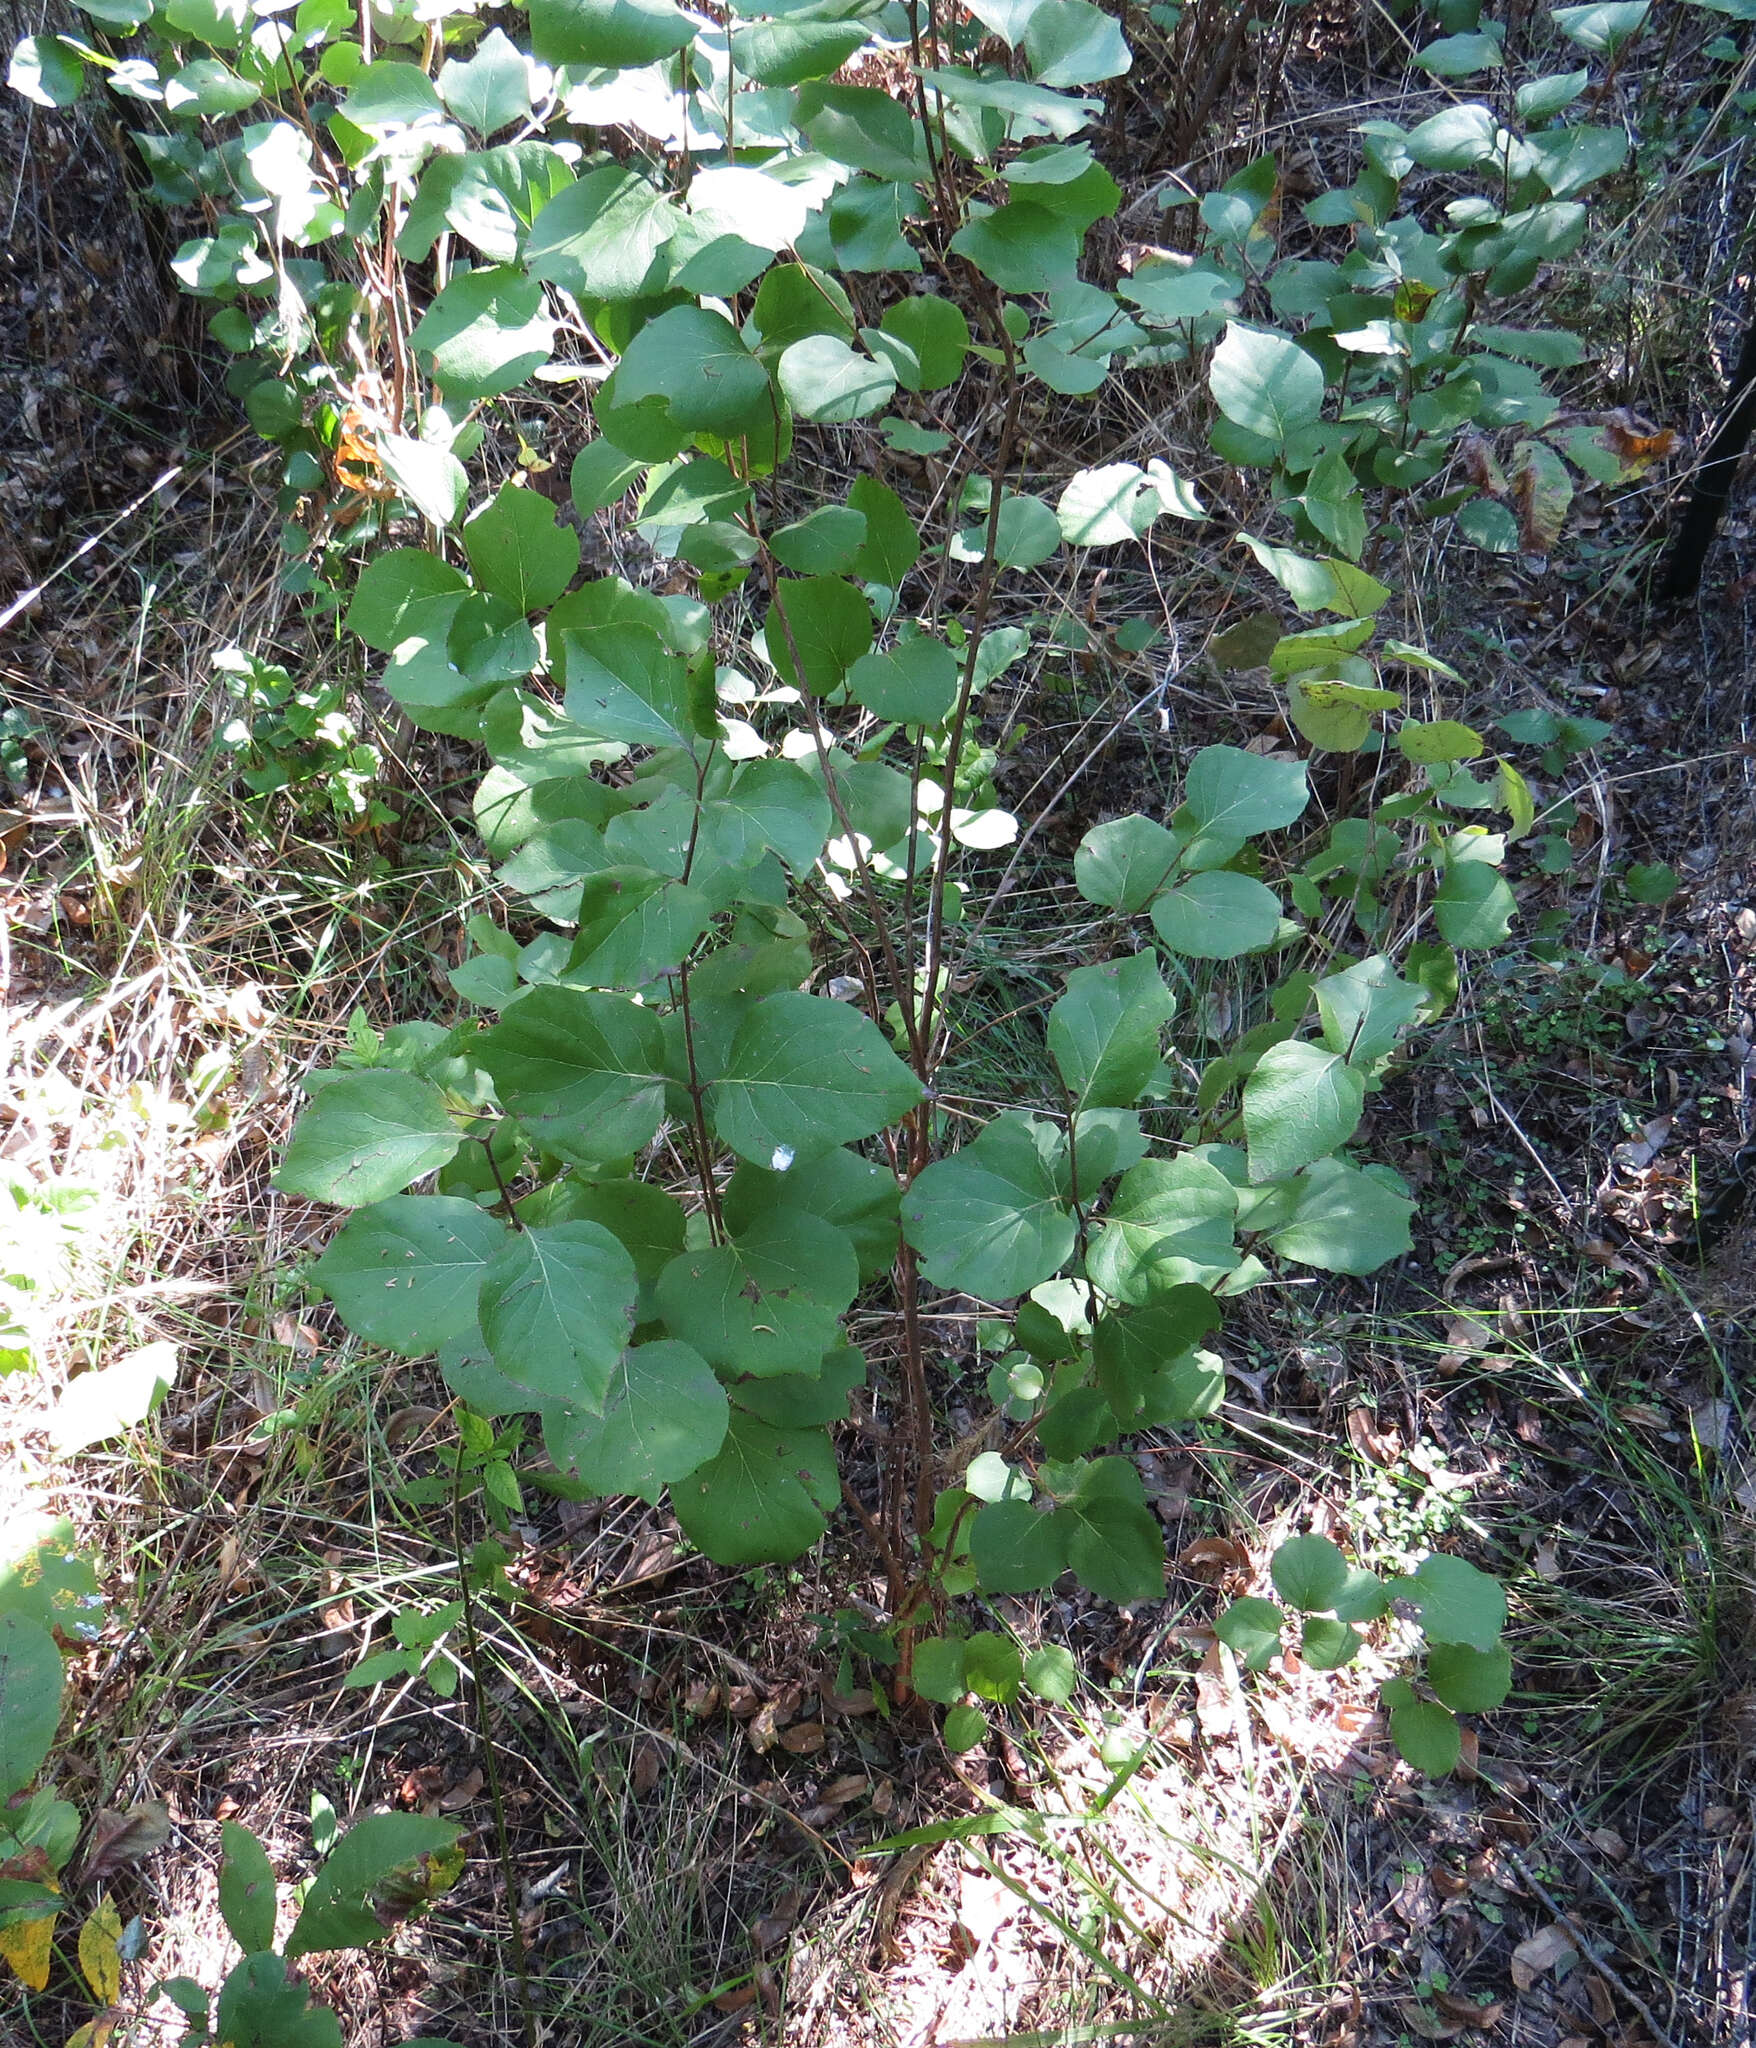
[1210,325,1325,445]
[771,507,868,576]
[1048,954,1176,1111]
[378,436,468,529]
[776,335,895,424]
[1091,1289,1223,1421]
[942,1703,989,1751]
[47,1342,177,1453]
[1216,1596,1284,1670]
[530,0,693,65]
[1392,1554,1506,1651]
[436,27,535,135]
[312,1198,507,1355]
[1427,1641,1512,1713]
[902,1113,1076,1300]
[1301,1616,1361,1669]
[706,992,922,1169]
[478,1221,638,1412]
[1265,1156,1414,1275]
[1242,536,1392,617]
[1331,1567,1389,1622]
[729,17,868,83]
[1313,956,1425,1063]
[476,986,668,1166]
[964,1632,1023,1703]
[705,759,834,873]
[410,269,555,403]
[1074,815,1181,913]
[0,1520,105,1642]
[1414,30,1504,73]
[764,576,874,695]
[558,620,704,755]
[0,1613,63,1796]
[278,1070,460,1208]
[959,492,1063,570]
[656,1211,856,1378]
[214,1955,342,2048]
[345,549,469,655]
[1179,744,1310,866]
[1404,102,1500,170]
[671,1412,838,1565]
[847,635,959,725]
[949,203,1080,293]
[1242,1041,1367,1182]
[339,57,443,126]
[1625,860,1679,904]
[795,82,928,180]
[970,1499,1071,1592]
[164,56,258,116]
[218,1822,278,1955]
[848,477,921,585]
[571,440,645,516]
[1271,1534,1349,1612]
[9,34,86,106]
[617,307,772,437]
[1550,0,1648,51]
[1056,1461,1163,1603]
[1434,859,1516,948]
[463,483,580,615]
[1022,0,1132,83]
[913,1636,968,1704]
[722,1147,901,1284]
[1389,1696,1462,1775]
[921,66,1103,142]
[878,295,970,390]
[553,1339,729,1503]
[1086,1153,1241,1302]
[285,1814,462,1957]
[1023,1643,1078,1702]
[400,145,575,266]
[1151,870,1283,959]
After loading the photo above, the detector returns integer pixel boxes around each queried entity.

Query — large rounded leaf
[671,1412,839,1565]
[704,992,922,1168]
[277,1071,461,1209]
[313,1198,508,1355]
[1210,324,1325,445]
[552,1339,729,1503]
[478,1220,639,1411]
[901,1112,1074,1300]
[475,986,669,1166]
[0,1612,64,1796]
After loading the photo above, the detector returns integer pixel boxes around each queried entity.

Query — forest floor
[5,10,1756,2048]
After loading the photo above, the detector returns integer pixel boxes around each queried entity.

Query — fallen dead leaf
[630,1739,664,1796]
[1399,2002,1464,2040]
[779,1721,826,1757]
[1511,1921,1578,1990]
[1435,1991,1506,2029]
[1587,1827,1627,1861]
[80,1801,173,1885]
[1178,1536,1247,1577]
[683,1679,721,1718]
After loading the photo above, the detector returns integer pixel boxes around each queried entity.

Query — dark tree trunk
[1658,294,1756,604]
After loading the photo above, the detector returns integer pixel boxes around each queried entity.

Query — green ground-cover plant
[7,0,1668,1776]
[0,1516,464,2039]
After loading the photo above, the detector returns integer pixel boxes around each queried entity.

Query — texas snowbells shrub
[8,0,1662,1763]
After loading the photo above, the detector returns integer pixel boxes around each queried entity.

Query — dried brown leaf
[80,1801,172,1885]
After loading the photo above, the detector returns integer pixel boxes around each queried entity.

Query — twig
[1499,1844,1687,2048]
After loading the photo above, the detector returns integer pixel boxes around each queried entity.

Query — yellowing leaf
[0,1902,56,1988]
[78,1896,123,2004]
[66,2018,117,2048]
